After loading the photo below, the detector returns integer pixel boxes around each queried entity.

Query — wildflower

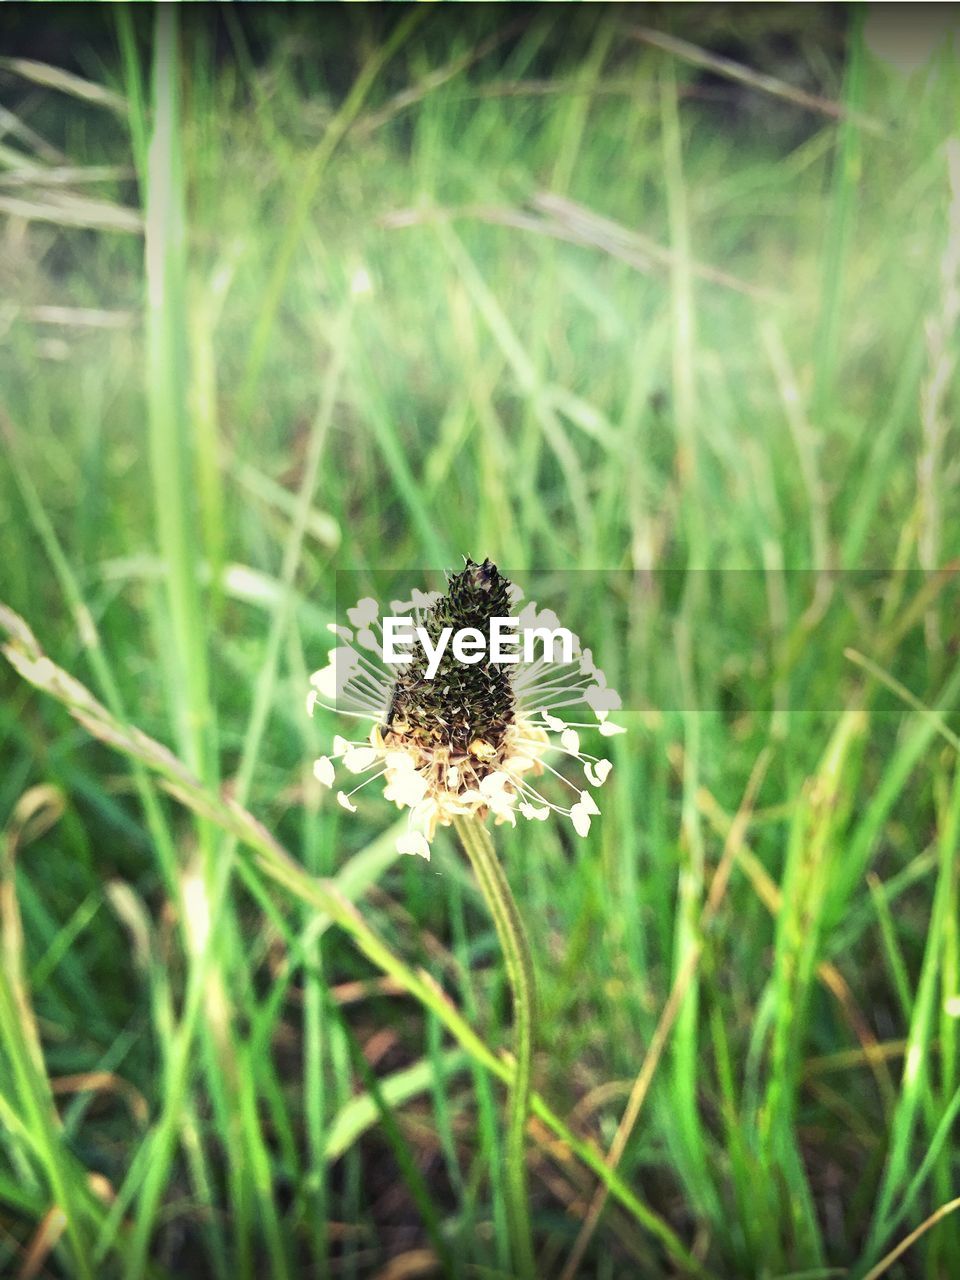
[307,559,623,859]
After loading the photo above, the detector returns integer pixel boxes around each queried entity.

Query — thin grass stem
[453,814,536,1280]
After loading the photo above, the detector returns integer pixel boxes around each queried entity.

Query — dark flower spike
[308,559,624,858]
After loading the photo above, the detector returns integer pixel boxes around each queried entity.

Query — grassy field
[1,5,959,1277]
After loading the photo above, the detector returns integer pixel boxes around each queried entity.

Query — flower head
[308,559,623,859]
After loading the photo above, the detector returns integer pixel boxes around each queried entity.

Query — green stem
[453,814,536,1280]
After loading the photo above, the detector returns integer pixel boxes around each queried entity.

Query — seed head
[308,560,623,858]
[387,558,516,758]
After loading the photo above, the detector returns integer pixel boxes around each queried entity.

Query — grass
[0,4,959,1276]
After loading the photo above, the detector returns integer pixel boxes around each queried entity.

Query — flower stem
[453,813,537,1279]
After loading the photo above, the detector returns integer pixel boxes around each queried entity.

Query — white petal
[571,804,591,837]
[561,728,581,756]
[347,597,379,627]
[519,802,550,820]
[385,750,417,773]
[408,800,437,832]
[306,691,318,717]
[543,712,566,732]
[336,791,357,812]
[343,746,378,774]
[446,766,460,788]
[585,684,622,713]
[312,665,337,700]
[333,734,351,755]
[504,754,537,774]
[517,602,538,631]
[311,647,359,700]
[384,769,429,807]
[397,831,431,860]
[534,607,561,632]
[356,627,382,655]
[599,720,626,737]
[490,796,518,818]
[479,771,512,796]
[579,789,600,816]
[585,759,613,787]
[313,757,335,788]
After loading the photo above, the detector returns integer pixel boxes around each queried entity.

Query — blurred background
[1,4,960,1277]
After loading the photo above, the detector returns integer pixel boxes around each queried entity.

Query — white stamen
[343,746,378,774]
[397,831,431,860]
[579,790,600,816]
[313,757,335,788]
[584,760,613,786]
[347,598,379,628]
[570,804,592,837]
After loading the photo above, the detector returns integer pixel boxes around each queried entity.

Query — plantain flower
[307,559,623,859]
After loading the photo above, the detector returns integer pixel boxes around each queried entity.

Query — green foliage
[0,5,958,1277]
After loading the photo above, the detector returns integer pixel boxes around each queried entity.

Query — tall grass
[0,6,959,1277]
